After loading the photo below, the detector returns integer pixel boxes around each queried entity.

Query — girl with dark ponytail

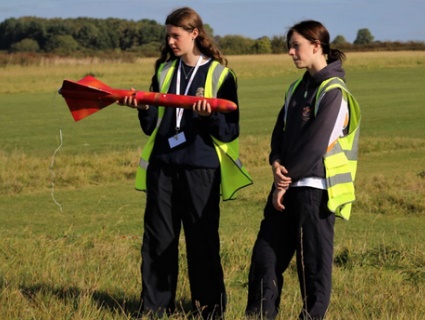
[247,20,360,320]
[286,19,346,63]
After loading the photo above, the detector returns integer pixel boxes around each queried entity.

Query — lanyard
[175,55,203,132]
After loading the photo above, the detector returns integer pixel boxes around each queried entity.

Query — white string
[49,89,64,212]
[49,128,63,212]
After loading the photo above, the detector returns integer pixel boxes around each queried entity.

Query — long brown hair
[286,20,345,63]
[151,7,227,90]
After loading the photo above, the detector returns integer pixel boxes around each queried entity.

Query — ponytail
[327,48,346,63]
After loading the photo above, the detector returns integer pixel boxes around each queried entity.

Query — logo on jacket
[301,105,312,122]
[196,87,205,97]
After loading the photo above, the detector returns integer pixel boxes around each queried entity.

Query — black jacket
[138,59,239,168]
[269,60,346,181]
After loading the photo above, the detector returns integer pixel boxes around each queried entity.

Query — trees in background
[0,17,423,57]
[354,28,375,45]
[0,17,166,56]
[332,35,349,45]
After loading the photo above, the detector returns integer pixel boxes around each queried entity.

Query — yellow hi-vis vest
[285,77,361,220]
[135,59,253,200]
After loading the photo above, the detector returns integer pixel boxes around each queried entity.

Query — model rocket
[59,75,237,122]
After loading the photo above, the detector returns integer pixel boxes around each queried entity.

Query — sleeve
[199,70,240,142]
[137,75,159,136]
[269,104,286,165]
[285,88,343,181]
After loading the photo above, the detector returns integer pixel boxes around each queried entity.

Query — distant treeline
[1,16,424,58]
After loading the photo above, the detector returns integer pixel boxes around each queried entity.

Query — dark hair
[151,7,227,90]
[286,20,345,63]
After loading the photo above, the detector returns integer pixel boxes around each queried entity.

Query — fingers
[272,200,284,211]
[117,88,138,108]
[275,176,291,188]
[117,97,138,109]
[273,163,288,175]
[274,181,290,190]
[192,99,211,116]
[124,95,137,107]
[272,189,286,211]
[273,171,291,190]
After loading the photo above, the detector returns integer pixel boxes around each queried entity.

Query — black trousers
[246,186,335,320]
[140,162,226,319]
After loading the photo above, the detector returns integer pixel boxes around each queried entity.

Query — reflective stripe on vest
[136,60,177,176]
[284,76,361,220]
[322,78,360,220]
[135,59,253,200]
[283,78,302,131]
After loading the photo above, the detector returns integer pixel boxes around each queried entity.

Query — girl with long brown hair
[122,6,251,319]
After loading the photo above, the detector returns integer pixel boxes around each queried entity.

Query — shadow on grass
[20,284,193,319]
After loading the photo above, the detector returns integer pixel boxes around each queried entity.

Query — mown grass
[1,52,425,319]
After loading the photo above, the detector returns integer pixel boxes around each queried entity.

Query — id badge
[168,131,186,148]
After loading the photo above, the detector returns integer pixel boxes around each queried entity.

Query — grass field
[1,52,425,319]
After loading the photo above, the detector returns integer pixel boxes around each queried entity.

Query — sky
[1,0,424,43]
